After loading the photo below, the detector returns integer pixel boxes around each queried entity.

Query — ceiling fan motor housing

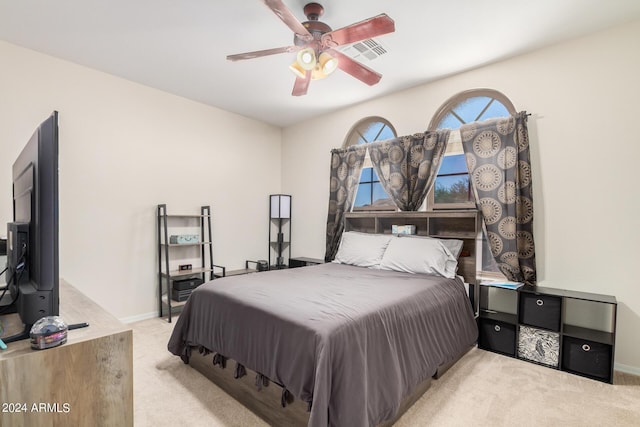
[304,3,324,20]
[294,3,332,47]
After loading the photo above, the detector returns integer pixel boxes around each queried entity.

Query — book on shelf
[480,280,524,290]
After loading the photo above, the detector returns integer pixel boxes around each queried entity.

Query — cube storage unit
[477,284,617,383]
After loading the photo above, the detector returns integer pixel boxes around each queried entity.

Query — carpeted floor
[132,316,640,426]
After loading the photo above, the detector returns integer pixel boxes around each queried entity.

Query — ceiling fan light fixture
[297,47,317,70]
[311,63,325,80]
[319,51,338,75]
[289,61,307,78]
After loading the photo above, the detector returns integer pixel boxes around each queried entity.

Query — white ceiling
[2,1,640,127]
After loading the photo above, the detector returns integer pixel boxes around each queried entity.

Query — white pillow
[440,238,464,259]
[379,236,458,278]
[333,232,392,268]
[399,235,464,259]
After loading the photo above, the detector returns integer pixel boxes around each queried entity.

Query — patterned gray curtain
[324,145,367,262]
[460,111,536,284]
[368,130,450,211]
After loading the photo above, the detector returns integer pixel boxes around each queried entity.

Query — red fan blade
[321,14,395,48]
[262,0,313,41]
[328,49,382,86]
[227,45,300,61]
[292,70,311,96]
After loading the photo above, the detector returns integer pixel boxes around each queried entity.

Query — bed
[168,210,481,427]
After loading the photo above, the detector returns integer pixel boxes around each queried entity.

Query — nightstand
[216,260,265,277]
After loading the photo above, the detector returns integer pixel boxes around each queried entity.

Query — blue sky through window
[454,96,492,123]
[439,154,467,175]
[479,100,509,121]
[355,168,385,207]
[355,183,372,207]
[357,122,395,144]
[437,96,510,129]
[359,167,380,183]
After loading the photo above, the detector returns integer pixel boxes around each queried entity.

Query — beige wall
[282,20,640,372]
[2,18,638,373]
[0,41,282,322]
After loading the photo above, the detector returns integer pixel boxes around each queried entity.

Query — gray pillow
[380,236,458,278]
[398,235,464,258]
[333,232,392,268]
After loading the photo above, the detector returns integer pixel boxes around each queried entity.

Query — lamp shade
[311,63,325,81]
[319,52,338,75]
[296,48,316,70]
[289,61,307,78]
[270,194,291,219]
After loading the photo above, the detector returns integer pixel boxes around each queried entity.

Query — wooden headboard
[343,210,482,286]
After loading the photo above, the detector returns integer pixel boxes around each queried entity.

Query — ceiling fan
[227,1,395,96]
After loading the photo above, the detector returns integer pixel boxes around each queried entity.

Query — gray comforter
[168,262,478,427]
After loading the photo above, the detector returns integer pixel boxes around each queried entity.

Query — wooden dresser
[0,280,133,426]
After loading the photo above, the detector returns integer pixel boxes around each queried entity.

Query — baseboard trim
[119,311,157,324]
[615,363,640,376]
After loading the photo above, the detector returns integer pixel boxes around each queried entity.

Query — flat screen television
[0,111,59,343]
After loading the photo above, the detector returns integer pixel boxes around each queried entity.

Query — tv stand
[0,280,132,426]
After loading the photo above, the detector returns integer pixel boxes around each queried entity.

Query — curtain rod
[330,112,532,153]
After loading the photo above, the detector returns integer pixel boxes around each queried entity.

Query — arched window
[343,117,397,210]
[429,89,517,278]
[428,89,516,209]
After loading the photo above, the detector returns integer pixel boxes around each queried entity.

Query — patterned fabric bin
[517,325,560,367]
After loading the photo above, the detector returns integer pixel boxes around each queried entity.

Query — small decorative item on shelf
[391,224,416,235]
[169,234,199,244]
[30,316,68,350]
